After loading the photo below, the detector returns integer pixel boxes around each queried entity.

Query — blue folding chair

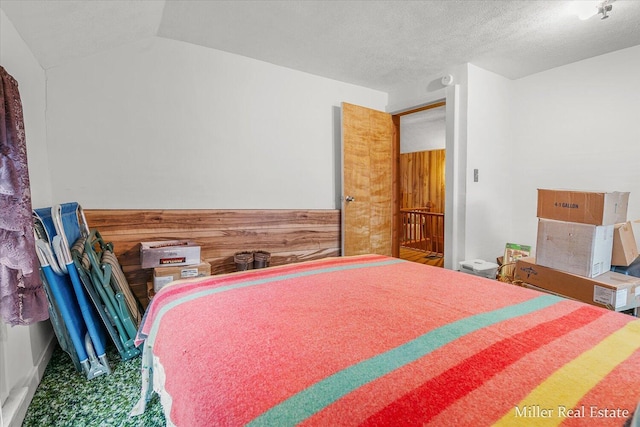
[33,203,110,379]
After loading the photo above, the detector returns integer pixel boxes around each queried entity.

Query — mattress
[132,254,640,426]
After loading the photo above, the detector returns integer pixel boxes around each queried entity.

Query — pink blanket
[132,254,640,426]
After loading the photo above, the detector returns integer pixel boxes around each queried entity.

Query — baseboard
[33,334,57,384]
[1,386,28,427]
[1,334,56,427]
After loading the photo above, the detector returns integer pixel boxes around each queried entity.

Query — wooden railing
[400,208,444,255]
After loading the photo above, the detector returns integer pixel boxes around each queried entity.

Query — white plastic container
[459,259,499,279]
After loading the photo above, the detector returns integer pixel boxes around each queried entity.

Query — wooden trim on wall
[394,101,446,117]
[392,114,401,258]
[84,209,341,308]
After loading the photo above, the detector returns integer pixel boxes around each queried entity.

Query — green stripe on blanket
[248,294,562,426]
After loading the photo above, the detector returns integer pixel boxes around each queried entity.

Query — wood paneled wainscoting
[84,209,341,308]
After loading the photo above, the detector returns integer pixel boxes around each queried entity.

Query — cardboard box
[153,261,211,293]
[503,243,532,263]
[612,221,639,266]
[536,219,613,278]
[515,257,640,312]
[140,240,201,269]
[537,189,629,226]
[499,243,532,282]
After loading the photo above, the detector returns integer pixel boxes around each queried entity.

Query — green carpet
[23,344,165,426]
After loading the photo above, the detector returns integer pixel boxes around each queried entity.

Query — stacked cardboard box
[612,221,639,267]
[535,189,628,277]
[140,240,210,295]
[140,240,201,269]
[515,257,640,312]
[515,189,640,312]
[153,261,211,293]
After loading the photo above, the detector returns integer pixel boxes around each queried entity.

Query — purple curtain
[0,66,49,326]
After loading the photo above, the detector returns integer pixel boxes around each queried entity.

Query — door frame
[389,85,464,270]
[340,103,396,257]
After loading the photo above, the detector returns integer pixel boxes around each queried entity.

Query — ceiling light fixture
[569,0,615,20]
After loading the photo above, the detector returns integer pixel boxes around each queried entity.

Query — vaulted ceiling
[2,1,640,92]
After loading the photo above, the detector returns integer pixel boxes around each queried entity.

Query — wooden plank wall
[400,149,446,212]
[84,209,341,308]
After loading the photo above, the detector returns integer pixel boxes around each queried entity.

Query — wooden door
[342,102,397,256]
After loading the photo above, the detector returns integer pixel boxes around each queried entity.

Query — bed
[131,254,640,426]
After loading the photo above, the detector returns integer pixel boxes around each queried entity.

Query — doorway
[342,86,462,270]
[395,102,446,267]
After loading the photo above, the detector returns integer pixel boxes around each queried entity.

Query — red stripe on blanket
[151,259,541,425]
[428,309,637,426]
[361,305,606,426]
[302,299,579,425]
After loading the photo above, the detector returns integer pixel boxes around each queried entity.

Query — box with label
[514,257,640,312]
[503,243,531,264]
[612,221,639,267]
[153,261,211,293]
[537,189,629,226]
[499,243,532,282]
[140,240,201,269]
[536,218,613,278]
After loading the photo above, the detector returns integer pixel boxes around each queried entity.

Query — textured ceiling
[2,0,640,91]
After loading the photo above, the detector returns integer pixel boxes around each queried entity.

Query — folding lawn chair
[33,203,110,379]
[71,230,141,361]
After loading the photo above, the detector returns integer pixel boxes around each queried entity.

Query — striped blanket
[132,254,640,426]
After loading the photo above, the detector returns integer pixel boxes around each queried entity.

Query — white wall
[0,13,52,205]
[45,37,388,210]
[400,106,446,154]
[0,9,55,427]
[465,64,515,261]
[510,44,640,252]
